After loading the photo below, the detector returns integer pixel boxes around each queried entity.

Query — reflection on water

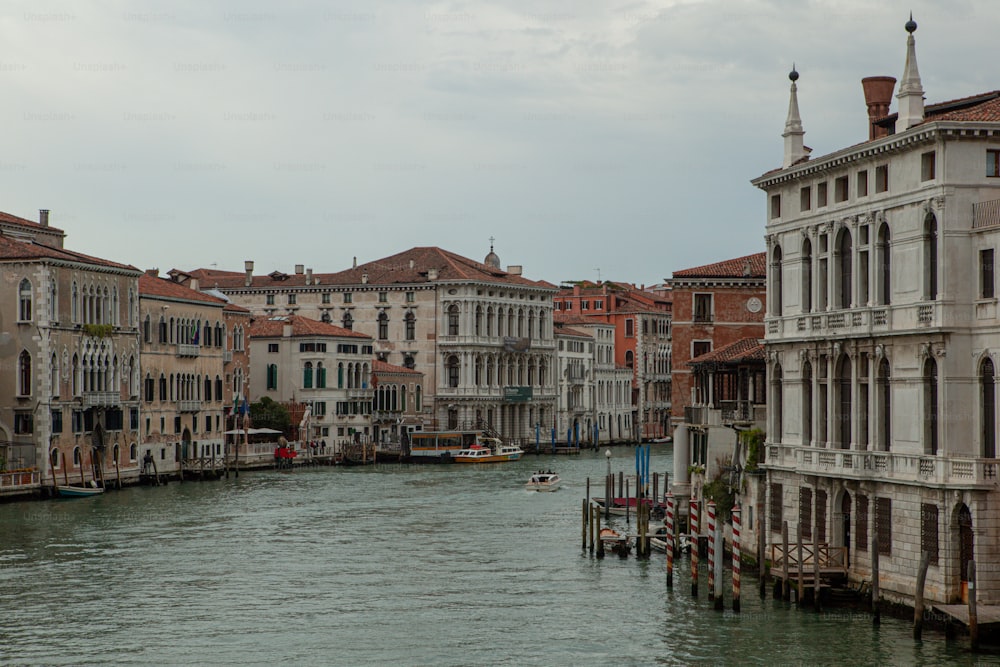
[0,447,980,665]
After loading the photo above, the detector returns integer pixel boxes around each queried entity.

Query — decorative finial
[905,12,917,34]
[789,63,799,82]
[489,235,495,251]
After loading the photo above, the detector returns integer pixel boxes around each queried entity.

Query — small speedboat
[526,471,561,492]
[599,527,631,556]
[56,484,104,498]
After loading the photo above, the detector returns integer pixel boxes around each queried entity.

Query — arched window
[923,357,938,455]
[337,363,345,388]
[378,312,389,340]
[143,315,151,343]
[18,350,31,396]
[877,357,891,451]
[159,317,167,343]
[475,306,483,336]
[403,355,415,370]
[18,279,32,321]
[303,362,314,389]
[517,309,525,337]
[802,360,812,446]
[73,447,81,466]
[486,307,494,337]
[982,357,996,458]
[316,363,326,389]
[837,229,853,309]
[771,246,783,317]
[625,350,634,369]
[772,363,783,444]
[415,385,422,412]
[50,280,58,321]
[528,310,536,338]
[72,281,79,323]
[144,374,154,402]
[447,305,460,336]
[51,353,59,398]
[130,443,137,461]
[924,212,938,300]
[404,312,416,341]
[877,223,891,305]
[266,364,278,390]
[836,354,851,449]
[446,355,460,388]
[159,374,167,401]
[802,238,813,313]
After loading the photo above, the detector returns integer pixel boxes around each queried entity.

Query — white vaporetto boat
[525,471,561,492]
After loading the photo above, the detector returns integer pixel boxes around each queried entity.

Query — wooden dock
[769,542,848,586]
[932,603,1000,627]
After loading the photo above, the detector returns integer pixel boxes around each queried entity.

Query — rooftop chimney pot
[295,264,304,275]
[39,209,49,227]
[862,76,897,140]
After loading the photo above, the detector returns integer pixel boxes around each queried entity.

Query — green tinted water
[0,446,985,665]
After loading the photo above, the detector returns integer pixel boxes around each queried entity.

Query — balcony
[765,442,1000,489]
[83,391,121,407]
[765,302,947,341]
[346,388,372,399]
[177,344,200,357]
[178,400,202,412]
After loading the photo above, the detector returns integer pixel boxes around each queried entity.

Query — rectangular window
[875,165,888,193]
[624,318,634,337]
[770,194,781,219]
[988,149,1000,177]
[921,151,936,181]
[694,293,712,323]
[817,182,828,207]
[921,503,939,566]
[857,170,868,197]
[268,343,279,353]
[799,487,813,539]
[834,176,848,202]
[856,495,869,552]
[344,292,353,304]
[594,299,603,310]
[313,401,326,416]
[982,249,995,299]
[692,341,711,358]
[205,415,212,432]
[130,407,139,430]
[287,293,296,305]
[72,410,84,433]
[378,292,388,303]
[173,416,181,434]
[800,186,811,212]
[876,497,892,555]
[815,489,827,543]
[266,294,275,305]
[52,409,64,434]
[14,412,33,434]
[405,291,414,303]
[322,292,331,304]
[581,300,589,310]
[769,483,783,534]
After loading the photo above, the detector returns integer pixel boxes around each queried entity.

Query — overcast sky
[0,1,995,287]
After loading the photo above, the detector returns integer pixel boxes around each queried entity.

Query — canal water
[0,445,987,665]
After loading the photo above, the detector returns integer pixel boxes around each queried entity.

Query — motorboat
[453,440,524,463]
[525,471,561,491]
[56,484,104,498]
[599,527,631,557]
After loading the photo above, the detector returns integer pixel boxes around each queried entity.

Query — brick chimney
[244,260,254,287]
[305,268,313,285]
[862,76,896,140]
[39,209,49,227]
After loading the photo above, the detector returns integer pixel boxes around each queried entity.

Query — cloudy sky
[0,1,995,287]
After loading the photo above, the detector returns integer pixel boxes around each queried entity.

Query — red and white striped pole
[690,498,699,598]
[706,500,717,601]
[732,503,742,613]
[666,493,675,587]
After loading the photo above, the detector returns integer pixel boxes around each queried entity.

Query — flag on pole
[191,322,200,345]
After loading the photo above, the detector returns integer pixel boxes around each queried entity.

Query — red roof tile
[249,314,372,339]
[0,210,65,234]
[689,338,764,366]
[139,274,229,306]
[672,252,766,279]
[373,359,422,375]
[185,247,553,290]
[0,234,138,271]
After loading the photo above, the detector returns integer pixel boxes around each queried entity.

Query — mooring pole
[732,503,741,613]
[666,493,675,588]
[707,500,717,602]
[690,498,700,598]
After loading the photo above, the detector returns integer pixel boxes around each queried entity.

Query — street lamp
[605,449,612,477]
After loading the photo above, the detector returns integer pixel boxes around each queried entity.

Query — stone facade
[753,24,1000,605]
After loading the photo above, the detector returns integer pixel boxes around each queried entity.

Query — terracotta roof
[874,90,1000,126]
[0,210,65,235]
[0,234,138,271]
[373,359,422,375]
[672,252,766,279]
[689,338,764,366]
[223,302,251,314]
[249,314,372,339]
[139,274,229,306]
[554,323,592,338]
[553,313,609,327]
[185,247,553,290]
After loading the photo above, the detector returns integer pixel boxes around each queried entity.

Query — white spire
[783,65,808,168]
[895,14,925,132]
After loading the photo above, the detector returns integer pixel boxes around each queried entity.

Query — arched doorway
[181,427,192,461]
[957,504,974,602]
[840,492,851,567]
